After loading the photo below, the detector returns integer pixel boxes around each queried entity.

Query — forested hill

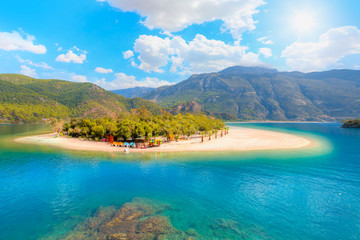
[143,66,360,121]
[0,74,162,123]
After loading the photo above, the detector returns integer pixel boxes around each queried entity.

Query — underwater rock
[62,198,194,240]
[137,216,172,234]
[212,218,241,233]
[87,206,118,229]
[209,218,271,240]
[107,233,127,240]
[185,228,198,236]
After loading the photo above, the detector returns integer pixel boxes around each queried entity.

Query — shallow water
[0,123,359,239]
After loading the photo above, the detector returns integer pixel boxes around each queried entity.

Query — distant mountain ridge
[0,74,162,123]
[219,66,278,75]
[111,87,154,98]
[3,66,360,123]
[143,66,360,121]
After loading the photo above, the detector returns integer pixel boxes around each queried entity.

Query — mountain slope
[0,74,162,123]
[0,80,69,122]
[112,87,154,98]
[144,66,360,121]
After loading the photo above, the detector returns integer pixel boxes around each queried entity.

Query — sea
[0,123,359,239]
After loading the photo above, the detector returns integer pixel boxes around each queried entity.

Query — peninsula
[341,119,360,128]
[16,126,311,153]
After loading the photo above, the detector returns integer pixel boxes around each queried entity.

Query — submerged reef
[62,198,195,240]
[55,198,270,240]
[210,218,270,239]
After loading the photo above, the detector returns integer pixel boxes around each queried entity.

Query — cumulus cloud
[258,48,272,58]
[123,50,134,59]
[281,26,360,72]
[95,67,113,73]
[0,31,46,54]
[56,49,87,63]
[133,35,173,73]
[20,65,37,78]
[95,72,172,90]
[71,75,87,82]
[16,56,53,70]
[257,36,274,45]
[129,34,265,74]
[100,0,265,40]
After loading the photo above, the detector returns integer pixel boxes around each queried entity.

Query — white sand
[15,126,311,153]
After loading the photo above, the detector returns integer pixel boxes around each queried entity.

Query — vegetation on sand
[341,119,360,128]
[61,107,226,142]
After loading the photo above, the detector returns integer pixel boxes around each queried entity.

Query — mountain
[219,66,278,75]
[144,66,360,121]
[165,101,237,120]
[112,87,154,98]
[0,74,162,123]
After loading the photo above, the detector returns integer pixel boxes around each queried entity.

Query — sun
[292,12,316,33]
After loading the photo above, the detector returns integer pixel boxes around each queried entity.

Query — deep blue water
[0,123,359,239]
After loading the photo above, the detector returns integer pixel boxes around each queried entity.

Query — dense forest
[0,74,161,123]
[341,119,360,128]
[60,107,226,141]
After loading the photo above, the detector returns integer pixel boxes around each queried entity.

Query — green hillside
[0,74,162,123]
[144,66,360,121]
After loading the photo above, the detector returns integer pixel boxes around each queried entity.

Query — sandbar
[15,126,312,153]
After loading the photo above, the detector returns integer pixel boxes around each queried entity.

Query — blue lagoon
[0,123,359,239]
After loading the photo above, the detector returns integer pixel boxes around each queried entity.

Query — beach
[15,126,312,153]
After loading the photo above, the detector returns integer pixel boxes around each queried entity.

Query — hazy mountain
[112,87,155,98]
[0,74,162,123]
[144,66,360,121]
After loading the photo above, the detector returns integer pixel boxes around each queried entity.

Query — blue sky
[1,0,360,90]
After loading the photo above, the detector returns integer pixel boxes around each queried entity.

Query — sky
[1,0,360,90]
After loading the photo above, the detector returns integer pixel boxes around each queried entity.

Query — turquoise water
[0,123,359,239]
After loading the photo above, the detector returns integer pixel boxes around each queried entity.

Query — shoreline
[15,126,312,153]
[225,121,336,124]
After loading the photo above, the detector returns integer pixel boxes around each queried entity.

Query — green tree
[92,125,105,139]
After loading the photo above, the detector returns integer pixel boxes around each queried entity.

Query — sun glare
[292,12,316,33]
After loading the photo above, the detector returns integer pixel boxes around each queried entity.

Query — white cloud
[160,31,173,37]
[130,61,137,67]
[130,34,265,74]
[123,50,134,59]
[281,26,360,72]
[95,67,113,73]
[133,35,173,73]
[257,36,274,45]
[0,31,46,54]
[56,49,86,63]
[259,48,272,58]
[71,75,87,82]
[95,72,172,90]
[100,0,266,40]
[20,65,37,78]
[16,56,53,70]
